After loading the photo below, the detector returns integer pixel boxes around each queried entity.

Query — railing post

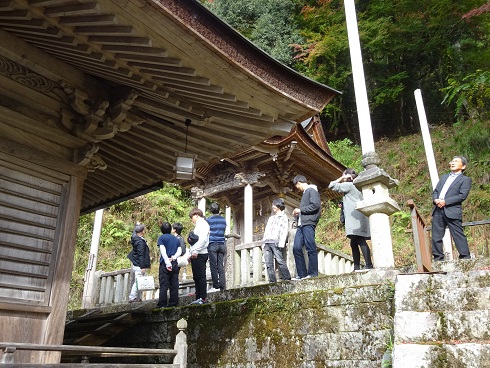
[114,274,124,303]
[241,249,250,286]
[339,258,346,274]
[287,228,296,277]
[105,276,114,304]
[317,250,325,274]
[99,275,107,305]
[0,347,15,363]
[252,247,262,283]
[123,271,130,302]
[234,247,241,287]
[173,319,188,368]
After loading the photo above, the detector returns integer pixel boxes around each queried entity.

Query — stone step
[393,269,490,368]
[393,342,490,368]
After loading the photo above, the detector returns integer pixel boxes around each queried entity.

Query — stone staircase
[393,268,490,368]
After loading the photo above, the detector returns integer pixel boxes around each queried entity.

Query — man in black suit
[431,156,472,261]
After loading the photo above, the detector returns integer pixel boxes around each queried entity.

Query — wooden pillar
[42,174,85,363]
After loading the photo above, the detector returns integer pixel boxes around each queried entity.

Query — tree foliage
[205,0,490,138]
[202,0,304,66]
[70,184,194,309]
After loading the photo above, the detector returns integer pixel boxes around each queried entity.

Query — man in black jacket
[431,156,472,261]
[127,223,151,302]
[292,175,321,279]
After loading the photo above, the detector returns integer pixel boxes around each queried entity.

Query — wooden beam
[0,28,109,98]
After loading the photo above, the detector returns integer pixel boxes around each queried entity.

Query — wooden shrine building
[0,0,342,363]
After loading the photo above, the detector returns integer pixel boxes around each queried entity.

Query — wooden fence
[0,319,187,367]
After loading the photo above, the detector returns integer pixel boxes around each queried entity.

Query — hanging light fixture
[174,118,197,180]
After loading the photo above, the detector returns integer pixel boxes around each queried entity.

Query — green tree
[70,183,194,309]
[203,0,304,66]
[294,0,490,136]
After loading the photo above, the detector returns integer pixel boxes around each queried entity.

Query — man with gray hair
[431,155,472,261]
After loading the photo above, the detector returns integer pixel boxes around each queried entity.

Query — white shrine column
[244,184,253,243]
[82,208,104,308]
[225,205,231,235]
[415,89,453,260]
[198,197,206,214]
[345,0,400,268]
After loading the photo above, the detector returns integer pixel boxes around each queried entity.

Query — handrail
[407,199,490,270]
[0,343,177,357]
[407,199,432,272]
[0,319,187,367]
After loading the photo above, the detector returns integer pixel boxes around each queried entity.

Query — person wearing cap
[127,223,151,302]
[292,175,321,280]
[262,198,291,282]
[188,208,210,305]
[156,222,182,308]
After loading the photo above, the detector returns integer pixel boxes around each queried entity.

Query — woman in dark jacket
[127,223,151,302]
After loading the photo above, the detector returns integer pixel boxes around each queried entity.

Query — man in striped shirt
[207,203,227,292]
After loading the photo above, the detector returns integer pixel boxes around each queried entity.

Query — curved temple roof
[0,0,340,213]
[187,117,345,209]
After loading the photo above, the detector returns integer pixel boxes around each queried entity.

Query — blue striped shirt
[207,214,226,243]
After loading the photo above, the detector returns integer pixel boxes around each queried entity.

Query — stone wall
[393,269,490,368]
[106,271,397,368]
[73,260,490,368]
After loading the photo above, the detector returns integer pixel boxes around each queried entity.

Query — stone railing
[94,268,199,306]
[228,228,355,287]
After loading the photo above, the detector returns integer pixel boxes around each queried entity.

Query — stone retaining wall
[393,269,490,368]
[106,271,397,368]
[75,260,490,368]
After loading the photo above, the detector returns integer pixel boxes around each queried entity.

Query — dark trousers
[293,225,318,277]
[264,243,291,282]
[348,235,372,269]
[208,242,226,289]
[191,253,208,300]
[432,208,470,261]
[157,261,179,307]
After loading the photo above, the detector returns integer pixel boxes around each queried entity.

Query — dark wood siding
[0,158,62,305]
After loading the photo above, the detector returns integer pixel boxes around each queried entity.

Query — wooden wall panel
[0,128,86,363]
[0,159,61,307]
[0,232,53,253]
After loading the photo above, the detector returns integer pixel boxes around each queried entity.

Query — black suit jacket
[431,173,471,220]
